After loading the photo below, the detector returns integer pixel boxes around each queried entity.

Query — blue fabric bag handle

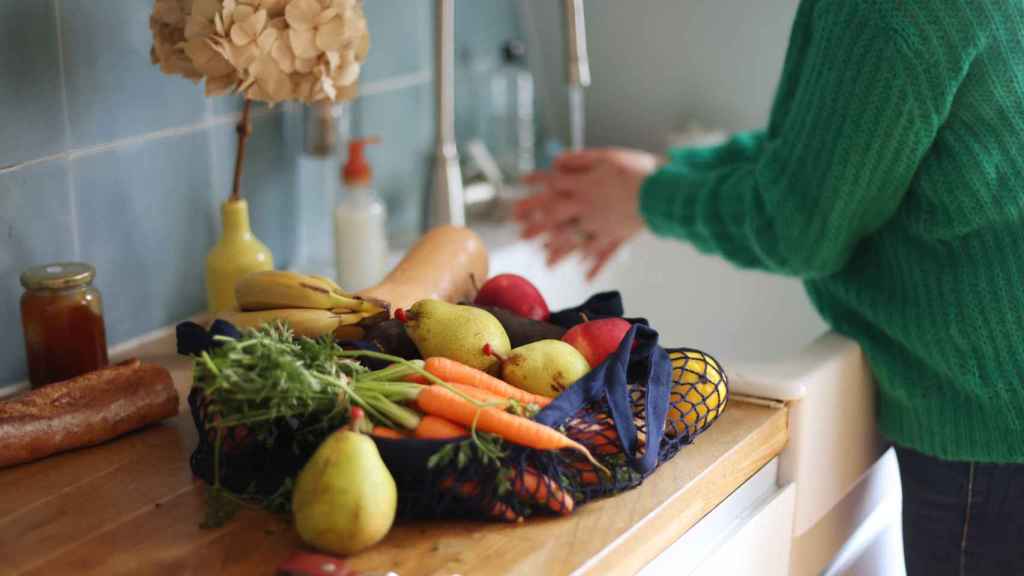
[534,323,672,475]
[548,291,625,328]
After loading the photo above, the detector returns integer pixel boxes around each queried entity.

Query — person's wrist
[635,166,663,232]
[623,172,649,236]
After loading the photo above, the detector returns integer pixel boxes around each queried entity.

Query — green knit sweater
[640,0,1024,463]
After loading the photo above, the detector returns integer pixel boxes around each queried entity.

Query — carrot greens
[192,323,425,526]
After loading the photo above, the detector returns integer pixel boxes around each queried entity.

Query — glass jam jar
[20,262,109,388]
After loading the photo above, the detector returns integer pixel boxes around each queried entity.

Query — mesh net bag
[369,322,729,520]
[182,294,729,522]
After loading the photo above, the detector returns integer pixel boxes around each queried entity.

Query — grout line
[67,161,80,258]
[359,69,432,97]
[53,0,74,152]
[0,152,67,176]
[52,0,80,258]
[0,108,273,176]
[68,107,272,161]
[1,69,428,177]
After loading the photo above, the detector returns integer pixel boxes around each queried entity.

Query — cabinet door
[690,484,796,576]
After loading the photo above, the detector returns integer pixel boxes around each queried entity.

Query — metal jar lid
[20,262,96,290]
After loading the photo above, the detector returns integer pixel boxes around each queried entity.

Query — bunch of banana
[217,271,389,340]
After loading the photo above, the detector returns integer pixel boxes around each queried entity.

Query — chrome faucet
[564,0,592,89]
[427,0,591,230]
[565,0,591,152]
[429,0,465,228]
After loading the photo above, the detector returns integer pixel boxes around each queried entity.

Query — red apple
[473,274,550,321]
[562,318,632,367]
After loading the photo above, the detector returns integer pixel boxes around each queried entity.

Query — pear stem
[482,343,508,365]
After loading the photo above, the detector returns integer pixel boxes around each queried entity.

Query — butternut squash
[358,225,488,312]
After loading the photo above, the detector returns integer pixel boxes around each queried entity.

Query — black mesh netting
[184,293,729,521]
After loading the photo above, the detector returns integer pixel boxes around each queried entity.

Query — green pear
[402,299,511,374]
[291,424,397,556]
[500,339,591,398]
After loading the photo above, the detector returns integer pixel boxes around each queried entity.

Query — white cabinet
[691,485,796,576]
[636,459,796,576]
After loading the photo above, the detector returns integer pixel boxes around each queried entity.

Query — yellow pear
[401,299,511,374]
[291,413,397,556]
[499,339,591,398]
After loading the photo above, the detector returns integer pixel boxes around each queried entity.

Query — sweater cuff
[667,145,718,167]
[639,166,697,239]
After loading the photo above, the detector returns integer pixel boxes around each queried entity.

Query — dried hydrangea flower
[150,0,369,104]
[150,0,201,80]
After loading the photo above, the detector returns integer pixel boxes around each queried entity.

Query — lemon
[665,350,728,436]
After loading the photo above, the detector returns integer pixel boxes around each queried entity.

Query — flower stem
[230,99,253,202]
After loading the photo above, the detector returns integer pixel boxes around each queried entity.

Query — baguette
[0,360,179,468]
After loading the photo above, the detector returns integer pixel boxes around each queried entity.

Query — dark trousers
[896,446,1024,576]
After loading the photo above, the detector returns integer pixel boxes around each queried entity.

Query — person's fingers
[520,170,551,186]
[513,186,560,220]
[515,180,582,223]
[552,149,605,172]
[544,226,583,267]
[544,171,589,195]
[521,199,582,239]
[586,239,623,280]
[520,167,588,191]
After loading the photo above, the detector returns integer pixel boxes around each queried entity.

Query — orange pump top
[343,137,379,186]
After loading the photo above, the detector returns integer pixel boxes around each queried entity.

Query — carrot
[424,357,553,407]
[571,463,602,487]
[414,386,608,474]
[513,468,574,515]
[433,381,545,418]
[398,376,514,408]
[568,417,648,456]
[414,415,469,439]
[569,457,622,487]
[370,426,408,439]
[568,420,623,456]
[443,381,509,406]
[439,476,521,522]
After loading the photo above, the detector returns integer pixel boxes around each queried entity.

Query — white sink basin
[481,225,828,398]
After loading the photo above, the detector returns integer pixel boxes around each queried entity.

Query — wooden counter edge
[577,404,789,576]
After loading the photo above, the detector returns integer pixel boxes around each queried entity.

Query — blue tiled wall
[0,0,521,386]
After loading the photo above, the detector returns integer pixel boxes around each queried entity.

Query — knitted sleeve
[667,130,766,171]
[639,4,968,277]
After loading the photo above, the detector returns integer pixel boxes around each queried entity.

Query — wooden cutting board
[0,332,788,576]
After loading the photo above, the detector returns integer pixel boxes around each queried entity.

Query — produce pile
[179,229,729,557]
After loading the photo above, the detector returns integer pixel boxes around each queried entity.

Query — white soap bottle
[334,137,387,292]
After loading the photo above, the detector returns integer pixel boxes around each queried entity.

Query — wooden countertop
[0,328,788,576]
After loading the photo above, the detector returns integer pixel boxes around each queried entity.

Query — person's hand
[515,148,659,279]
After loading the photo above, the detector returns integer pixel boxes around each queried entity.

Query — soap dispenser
[334,138,387,291]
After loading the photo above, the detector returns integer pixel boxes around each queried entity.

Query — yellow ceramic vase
[206,199,274,313]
